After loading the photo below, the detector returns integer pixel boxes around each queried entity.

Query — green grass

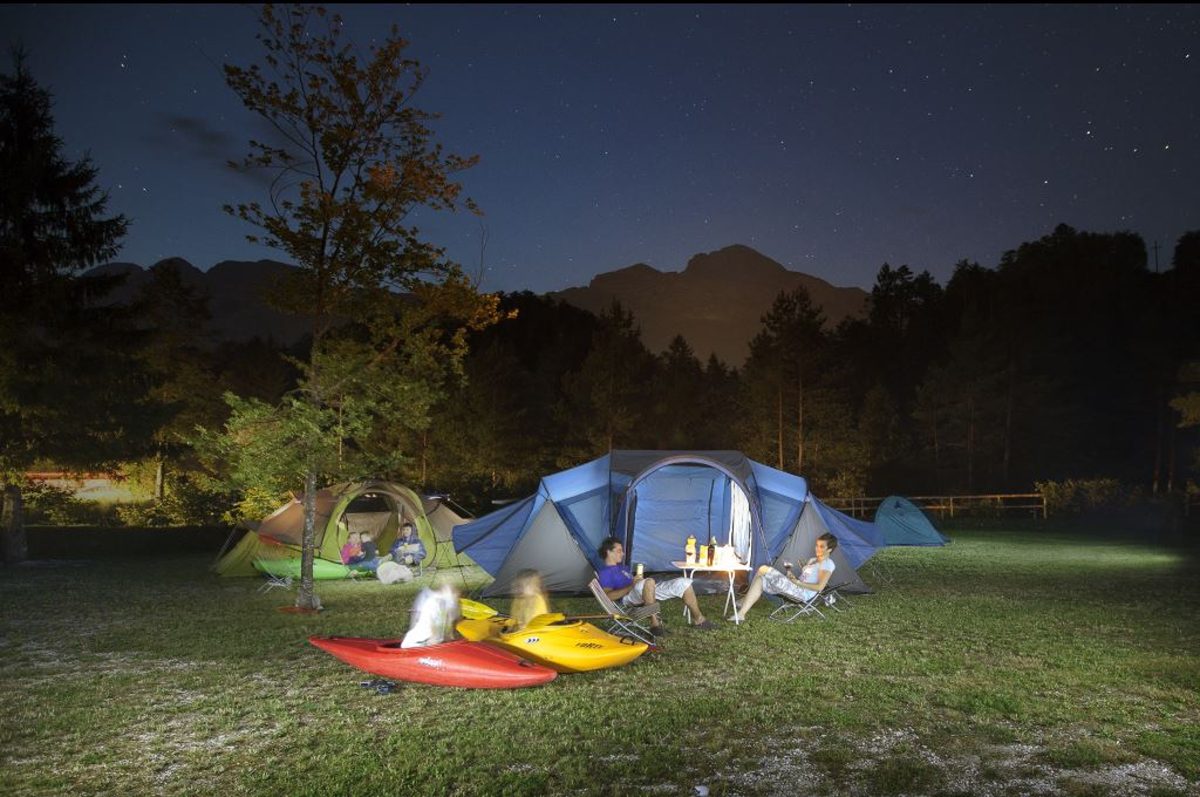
[1,529,1198,796]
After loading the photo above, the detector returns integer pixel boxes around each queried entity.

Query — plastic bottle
[685,534,697,564]
[707,535,717,566]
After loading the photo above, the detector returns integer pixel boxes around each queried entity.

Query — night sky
[5,4,1198,294]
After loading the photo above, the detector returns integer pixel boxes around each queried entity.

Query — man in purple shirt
[597,537,715,635]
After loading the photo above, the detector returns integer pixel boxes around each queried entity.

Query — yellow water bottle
[685,534,697,564]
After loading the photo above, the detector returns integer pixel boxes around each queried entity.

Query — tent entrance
[624,464,752,574]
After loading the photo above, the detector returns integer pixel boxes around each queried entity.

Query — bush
[115,475,234,527]
[1036,478,1126,516]
[21,482,121,526]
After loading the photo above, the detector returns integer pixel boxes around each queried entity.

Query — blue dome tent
[453,451,883,597]
[874,495,950,546]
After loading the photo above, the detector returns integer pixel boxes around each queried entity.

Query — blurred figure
[340,532,363,565]
[348,531,384,572]
[388,521,427,568]
[510,569,550,630]
[401,580,461,648]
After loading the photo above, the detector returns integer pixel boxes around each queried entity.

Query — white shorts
[620,576,693,607]
[760,568,817,602]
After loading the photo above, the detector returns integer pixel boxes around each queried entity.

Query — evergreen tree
[0,51,139,562]
[559,300,654,458]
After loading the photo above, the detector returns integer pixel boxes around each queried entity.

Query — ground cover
[0,528,1197,796]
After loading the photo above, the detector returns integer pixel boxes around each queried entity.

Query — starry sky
[5,4,1198,293]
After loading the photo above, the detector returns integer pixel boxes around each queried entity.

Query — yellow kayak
[455,613,648,673]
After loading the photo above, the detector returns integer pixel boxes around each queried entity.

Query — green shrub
[22,482,121,526]
[115,475,234,527]
[1035,478,1132,517]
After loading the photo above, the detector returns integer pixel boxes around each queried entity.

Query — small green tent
[214,480,471,577]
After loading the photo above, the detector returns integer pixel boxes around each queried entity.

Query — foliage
[19,482,120,526]
[218,5,498,607]
[1035,478,1132,516]
[558,300,655,458]
[0,50,153,560]
[113,474,233,527]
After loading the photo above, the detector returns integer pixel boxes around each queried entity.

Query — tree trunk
[155,453,165,501]
[296,469,320,610]
[1151,390,1164,494]
[776,381,784,470]
[796,366,804,474]
[1003,358,1014,488]
[2,482,27,564]
[966,395,976,494]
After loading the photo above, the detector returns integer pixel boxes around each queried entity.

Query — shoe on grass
[650,624,670,637]
[691,619,717,631]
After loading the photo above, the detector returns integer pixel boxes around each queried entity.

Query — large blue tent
[453,450,883,596]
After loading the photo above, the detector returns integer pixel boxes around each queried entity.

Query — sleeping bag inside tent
[453,450,883,596]
[214,480,470,577]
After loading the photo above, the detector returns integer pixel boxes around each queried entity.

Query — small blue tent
[874,496,949,546]
[453,450,883,596]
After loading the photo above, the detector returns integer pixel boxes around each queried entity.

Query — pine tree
[0,50,134,562]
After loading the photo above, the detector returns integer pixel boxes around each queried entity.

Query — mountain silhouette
[550,244,867,364]
[86,257,312,346]
[90,244,868,365]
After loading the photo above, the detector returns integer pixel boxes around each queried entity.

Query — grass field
[1,528,1197,796]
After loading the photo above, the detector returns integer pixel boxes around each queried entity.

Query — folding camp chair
[767,583,841,622]
[588,578,661,646]
[254,558,294,594]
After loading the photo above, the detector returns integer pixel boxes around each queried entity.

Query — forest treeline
[34,222,1194,518]
[12,229,1200,522]
[417,224,1200,509]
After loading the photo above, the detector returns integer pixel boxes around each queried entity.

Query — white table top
[671,560,751,572]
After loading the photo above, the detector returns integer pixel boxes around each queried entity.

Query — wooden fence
[825,493,1047,520]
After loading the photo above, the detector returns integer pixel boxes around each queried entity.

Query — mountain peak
[552,244,867,364]
[683,244,787,279]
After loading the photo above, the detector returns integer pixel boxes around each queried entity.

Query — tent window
[729,482,751,561]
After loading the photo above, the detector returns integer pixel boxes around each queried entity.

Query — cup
[635,562,644,578]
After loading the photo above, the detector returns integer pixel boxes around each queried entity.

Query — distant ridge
[550,244,868,365]
[91,245,869,365]
[85,257,311,346]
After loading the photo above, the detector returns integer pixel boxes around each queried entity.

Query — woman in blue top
[731,533,838,622]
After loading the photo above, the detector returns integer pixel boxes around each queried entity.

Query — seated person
[401,581,461,648]
[732,532,838,622]
[597,537,715,634]
[388,522,427,567]
[340,532,364,565]
[347,532,384,572]
[510,569,550,630]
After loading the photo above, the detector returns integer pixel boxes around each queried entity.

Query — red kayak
[308,636,557,689]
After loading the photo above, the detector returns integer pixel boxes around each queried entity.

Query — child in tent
[401,581,461,648]
[340,532,363,565]
[510,569,550,630]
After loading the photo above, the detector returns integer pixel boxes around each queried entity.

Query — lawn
[1,528,1197,796]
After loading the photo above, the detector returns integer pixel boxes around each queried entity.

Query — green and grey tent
[214,480,471,577]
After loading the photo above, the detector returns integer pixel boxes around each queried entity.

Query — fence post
[949,496,955,519]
